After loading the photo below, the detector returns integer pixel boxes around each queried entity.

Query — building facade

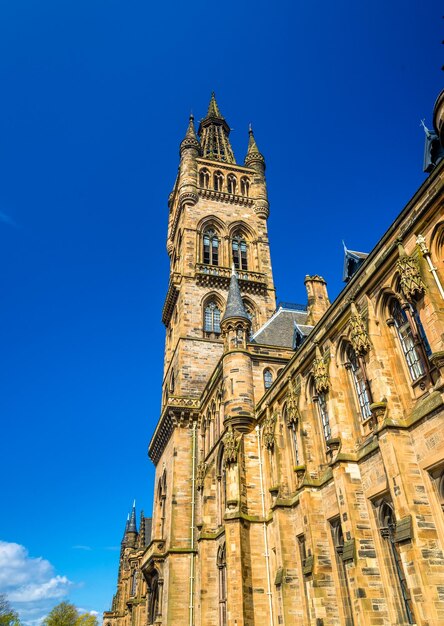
[104,91,444,626]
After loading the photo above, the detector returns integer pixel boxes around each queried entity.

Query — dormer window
[227,174,237,194]
[214,171,224,191]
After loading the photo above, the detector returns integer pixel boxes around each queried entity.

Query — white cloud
[0,541,73,625]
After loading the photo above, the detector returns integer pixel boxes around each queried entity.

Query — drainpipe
[189,421,197,626]
[416,233,444,299]
[256,424,274,626]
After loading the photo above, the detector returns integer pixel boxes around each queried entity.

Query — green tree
[42,602,78,626]
[0,594,21,626]
[75,614,98,626]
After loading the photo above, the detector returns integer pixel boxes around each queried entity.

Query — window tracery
[214,171,224,191]
[203,228,219,266]
[240,176,250,197]
[232,232,248,271]
[227,174,237,194]
[204,301,221,336]
[199,168,210,188]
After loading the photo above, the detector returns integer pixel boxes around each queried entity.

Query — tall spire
[198,93,236,163]
[128,500,137,533]
[222,268,250,322]
[206,92,223,118]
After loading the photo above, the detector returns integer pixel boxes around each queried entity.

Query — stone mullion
[331,463,389,625]
[377,428,444,625]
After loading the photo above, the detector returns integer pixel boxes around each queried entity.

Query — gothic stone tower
[142,94,278,624]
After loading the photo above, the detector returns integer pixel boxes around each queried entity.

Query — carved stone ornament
[223,425,240,466]
[285,377,300,425]
[396,240,426,301]
[196,461,206,491]
[262,412,277,450]
[313,346,330,394]
[349,302,371,356]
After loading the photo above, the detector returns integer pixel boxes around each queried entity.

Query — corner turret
[178,114,200,211]
[220,270,255,432]
[244,125,269,219]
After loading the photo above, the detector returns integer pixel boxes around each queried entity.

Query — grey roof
[252,306,313,348]
[222,271,250,322]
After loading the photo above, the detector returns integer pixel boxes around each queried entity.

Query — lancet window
[390,300,428,382]
[377,500,414,624]
[264,369,273,390]
[232,233,248,271]
[345,344,371,420]
[204,301,221,336]
[199,168,210,189]
[227,174,237,194]
[203,229,219,266]
[214,171,224,191]
[316,392,331,443]
[147,569,160,624]
[240,176,250,197]
[217,543,227,626]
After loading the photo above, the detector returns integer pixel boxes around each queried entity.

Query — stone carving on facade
[262,411,277,450]
[285,377,300,425]
[196,461,206,491]
[313,345,330,394]
[223,425,240,466]
[396,239,426,301]
[349,301,372,355]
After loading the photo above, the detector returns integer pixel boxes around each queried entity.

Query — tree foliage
[0,595,21,626]
[42,603,98,626]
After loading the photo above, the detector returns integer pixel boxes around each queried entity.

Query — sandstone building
[104,90,444,625]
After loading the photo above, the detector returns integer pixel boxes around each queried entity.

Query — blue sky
[0,0,442,621]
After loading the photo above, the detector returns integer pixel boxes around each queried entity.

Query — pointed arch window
[390,300,428,381]
[232,233,248,271]
[217,544,227,626]
[214,171,224,191]
[217,447,226,526]
[204,301,221,336]
[240,177,250,197]
[131,569,138,596]
[345,344,371,420]
[315,392,331,443]
[203,229,219,266]
[284,406,301,466]
[264,369,273,389]
[199,168,210,189]
[227,174,237,194]
[377,500,414,624]
[147,569,160,624]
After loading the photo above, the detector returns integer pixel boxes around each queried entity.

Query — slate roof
[222,271,250,322]
[252,304,313,348]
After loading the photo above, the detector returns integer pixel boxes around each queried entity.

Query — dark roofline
[276,302,307,312]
